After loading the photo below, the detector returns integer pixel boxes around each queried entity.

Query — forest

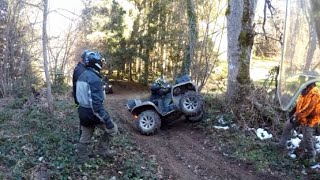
[1,0,320,179]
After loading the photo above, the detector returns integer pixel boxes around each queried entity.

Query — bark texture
[226,0,257,104]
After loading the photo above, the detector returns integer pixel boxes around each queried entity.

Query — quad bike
[127,75,204,135]
[103,82,113,94]
[103,76,113,94]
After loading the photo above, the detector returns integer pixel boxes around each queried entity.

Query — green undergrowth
[216,131,301,178]
[0,96,158,179]
[196,93,318,179]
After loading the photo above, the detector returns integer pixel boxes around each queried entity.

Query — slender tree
[42,0,54,114]
[309,0,320,70]
[310,0,320,46]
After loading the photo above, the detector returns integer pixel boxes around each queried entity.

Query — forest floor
[0,81,319,179]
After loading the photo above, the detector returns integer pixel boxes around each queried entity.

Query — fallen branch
[253,99,280,125]
[247,96,280,126]
[0,133,30,140]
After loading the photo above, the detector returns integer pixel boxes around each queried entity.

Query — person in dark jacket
[150,78,165,101]
[72,50,89,105]
[75,51,118,163]
[150,78,170,112]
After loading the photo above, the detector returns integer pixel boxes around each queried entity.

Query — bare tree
[48,24,80,85]
[42,0,54,114]
[192,0,225,91]
[0,0,37,98]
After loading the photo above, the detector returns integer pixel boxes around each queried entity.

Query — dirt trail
[106,84,280,180]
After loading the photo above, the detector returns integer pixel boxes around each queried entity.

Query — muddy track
[106,85,281,180]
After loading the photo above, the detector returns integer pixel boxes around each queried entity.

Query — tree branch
[23,2,43,10]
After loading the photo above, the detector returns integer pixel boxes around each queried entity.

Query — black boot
[96,133,116,158]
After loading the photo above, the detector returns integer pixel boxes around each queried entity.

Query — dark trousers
[279,119,316,158]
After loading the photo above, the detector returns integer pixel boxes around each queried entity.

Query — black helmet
[84,51,103,72]
[81,49,90,63]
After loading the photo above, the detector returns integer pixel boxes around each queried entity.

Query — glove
[103,117,118,136]
[106,122,119,136]
[103,114,113,128]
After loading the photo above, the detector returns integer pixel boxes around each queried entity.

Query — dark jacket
[72,62,86,105]
[150,83,162,101]
[76,68,113,128]
[150,83,170,100]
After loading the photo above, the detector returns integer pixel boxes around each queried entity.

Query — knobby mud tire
[179,91,203,116]
[137,110,161,135]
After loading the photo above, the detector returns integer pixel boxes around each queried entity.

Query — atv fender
[131,101,161,117]
[171,81,198,96]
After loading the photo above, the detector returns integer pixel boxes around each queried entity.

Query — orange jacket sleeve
[295,87,320,126]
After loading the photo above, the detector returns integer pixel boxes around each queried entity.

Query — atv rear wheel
[137,110,161,135]
[179,91,203,116]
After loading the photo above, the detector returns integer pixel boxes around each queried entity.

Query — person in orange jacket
[277,81,320,163]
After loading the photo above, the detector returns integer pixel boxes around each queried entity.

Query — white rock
[289,153,296,159]
[38,157,44,161]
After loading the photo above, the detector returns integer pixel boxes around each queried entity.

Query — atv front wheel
[137,110,161,135]
[179,91,203,116]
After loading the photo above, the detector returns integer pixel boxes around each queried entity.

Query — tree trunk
[226,0,257,104]
[181,0,198,76]
[310,0,320,46]
[143,48,150,85]
[42,0,54,114]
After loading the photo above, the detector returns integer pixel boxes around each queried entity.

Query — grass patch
[7,97,28,109]
[0,108,15,123]
[0,96,158,179]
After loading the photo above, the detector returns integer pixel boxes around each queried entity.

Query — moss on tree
[237,49,251,84]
